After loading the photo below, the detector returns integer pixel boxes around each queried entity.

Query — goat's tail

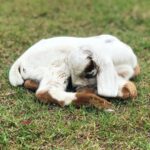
[9,58,24,86]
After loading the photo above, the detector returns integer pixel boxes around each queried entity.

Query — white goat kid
[9,35,140,108]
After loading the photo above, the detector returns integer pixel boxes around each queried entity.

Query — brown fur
[74,92,111,109]
[24,79,110,109]
[134,64,140,77]
[24,80,39,91]
[36,91,65,107]
[121,81,137,99]
[36,89,111,109]
[76,87,96,94]
[25,70,138,108]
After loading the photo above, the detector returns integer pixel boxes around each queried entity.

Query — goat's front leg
[35,75,111,109]
[36,88,111,109]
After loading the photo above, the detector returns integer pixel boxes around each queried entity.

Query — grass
[0,0,150,149]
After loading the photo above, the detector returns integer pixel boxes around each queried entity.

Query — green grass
[0,0,150,149]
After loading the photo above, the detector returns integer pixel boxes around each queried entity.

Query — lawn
[0,0,150,149]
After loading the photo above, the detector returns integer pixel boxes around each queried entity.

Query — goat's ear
[97,59,119,97]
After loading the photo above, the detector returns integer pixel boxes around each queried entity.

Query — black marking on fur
[66,77,76,92]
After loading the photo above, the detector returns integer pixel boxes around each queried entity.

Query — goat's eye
[83,59,97,79]
[84,69,97,78]
[84,74,93,78]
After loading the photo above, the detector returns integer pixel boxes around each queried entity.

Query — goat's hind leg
[116,64,140,80]
[117,76,137,99]
[120,81,137,99]
[24,80,39,91]
[133,64,140,77]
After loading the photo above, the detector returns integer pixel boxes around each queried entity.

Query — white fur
[9,35,138,101]
[9,58,24,86]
